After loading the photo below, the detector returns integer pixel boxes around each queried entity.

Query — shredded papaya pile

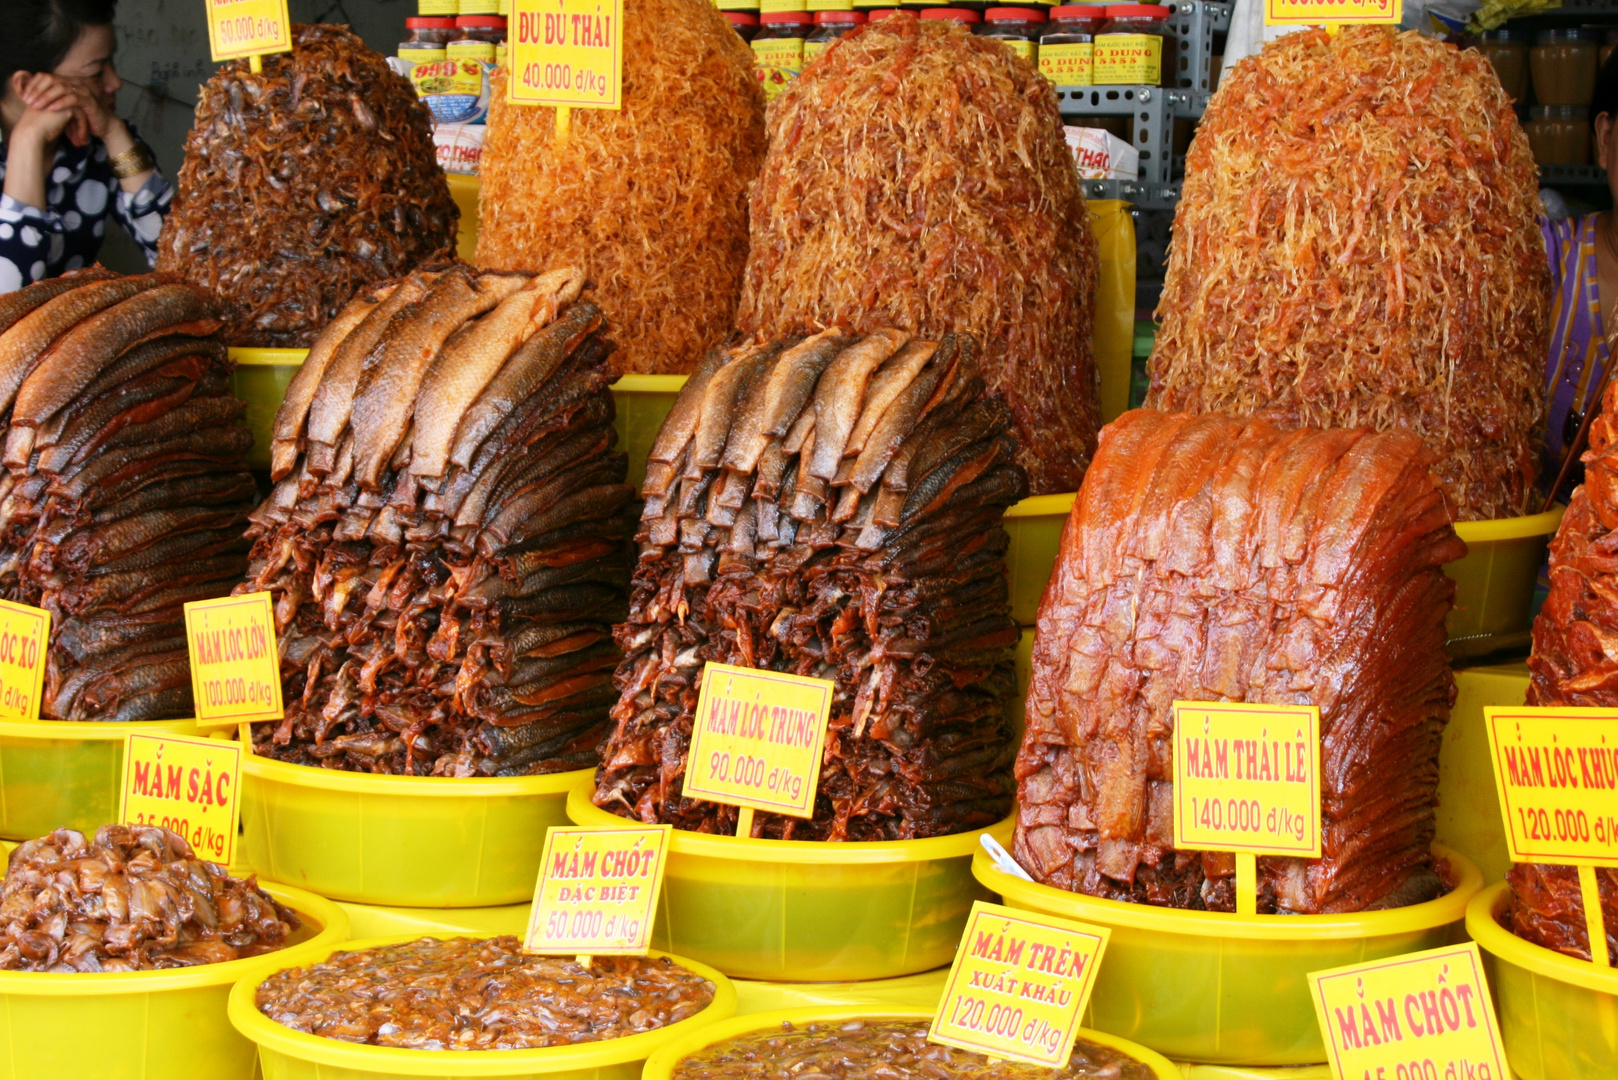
[1146,27,1548,521]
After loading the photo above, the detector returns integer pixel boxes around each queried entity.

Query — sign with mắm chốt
[185,592,283,731]
[683,661,834,820]
[523,825,671,955]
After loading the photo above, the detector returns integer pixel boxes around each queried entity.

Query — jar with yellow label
[459,0,499,14]
[762,0,809,15]
[1039,3,1102,86]
[978,7,1045,67]
[754,12,812,100]
[419,0,459,15]
[400,16,456,67]
[450,15,505,64]
[727,11,761,41]
[1094,3,1169,85]
[806,10,866,62]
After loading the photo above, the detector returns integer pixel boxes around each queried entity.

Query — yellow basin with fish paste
[0,880,345,1080]
[228,935,736,1080]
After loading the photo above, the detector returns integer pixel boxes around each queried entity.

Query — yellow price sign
[523,825,671,955]
[684,661,834,820]
[119,732,243,866]
[1264,0,1400,26]
[1308,943,1507,1080]
[508,0,624,110]
[184,592,283,731]
[0,599,49,722]
[1484,707,1618,865]
[928,900,1110,1069]
[1172,701,1322,858]
[204,0,292,62]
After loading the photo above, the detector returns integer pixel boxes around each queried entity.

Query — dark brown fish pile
[1017,409,1465,913]
[256,938,713,1050]
[244,266,635,775]
[158,23,458,347]
[595,329,1025,840]
[0,825,298,972]
[0,271,254,722]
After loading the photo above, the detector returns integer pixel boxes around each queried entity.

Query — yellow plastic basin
[1004,491,1075,627]
[974,844,1482,1066]
[611,373,685,489]
[1467,881,1618,1079]
[230,347,307,472]
[0,716,201,840]
[1439,664,1530,885]
[568,780,1008,982]
[335,899,530,940]
[447,173,480,261]
[733,967,949,1015]
[0,880,346,1080]
[240,754,586,907]
[641,1005,1180,1080]
[228,935,736,1080]
[1447,507,1562,659]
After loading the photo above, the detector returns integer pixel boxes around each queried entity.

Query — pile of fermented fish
[594,329,1024,840]
[0,825,299,972]
[0,271,254,722]
[1016,409,1465,913]
[245,265,635,775]
[158,23,458,347]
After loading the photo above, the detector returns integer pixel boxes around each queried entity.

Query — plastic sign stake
[203,0,292,64]
[1172,701,1322,916]
[185,593,283,732]
[1264,0,1400,26]
[508,0,624,113]
[1308,942,1507,1080]
[929,900,1110,1069]
[523,825,671,959]
[1484,706,1618,966]
[0,599,49,722]
[119,731,243,866]
[685,661,835,835]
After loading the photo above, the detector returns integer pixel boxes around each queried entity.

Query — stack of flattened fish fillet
[244,265,635,776]
[0,271,254,722]
[594,329,1025,840]
[1016,409,1465,913]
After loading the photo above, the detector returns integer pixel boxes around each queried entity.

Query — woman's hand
[11,72,114,148]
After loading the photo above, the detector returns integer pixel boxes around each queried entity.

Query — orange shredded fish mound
[1146,27,1549,521]
[475,0,765,376]
[735,15,1100,496]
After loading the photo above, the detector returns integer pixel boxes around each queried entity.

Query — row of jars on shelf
[1471,26,1612,169]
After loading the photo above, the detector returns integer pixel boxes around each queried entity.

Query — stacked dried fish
[245,266,635,776]
[595,329,1025,840]
[158,24,458,347]
[0,271,254,722]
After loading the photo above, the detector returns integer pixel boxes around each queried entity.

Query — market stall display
[159,24,459,348]
[1146,26,1548,521]
[594,329,1024,841]
[736,14,1101,496]
[0,272,254,723]
[1017,409,1465,913]
[244,265,634,777]
[476,0,765,376]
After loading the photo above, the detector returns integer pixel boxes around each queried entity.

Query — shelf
[1540,164,1609,186]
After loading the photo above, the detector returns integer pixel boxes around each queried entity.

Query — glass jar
[459,0,499,14]
[863,6,902,17]
[919,7,981,23]
[754,12,813,100]
[1040,3,1103,85]
[1525,105,1592,167]
[1532,28,1599,108]
[978,7,1046,67]
[1470,28,1527,102]
[727,11,761,41]
[806,10,866,62]
[449,15,504,64]
[1095,3,1170,86]
[400,16,456,66]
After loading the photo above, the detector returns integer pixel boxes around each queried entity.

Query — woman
[0,0,170,293]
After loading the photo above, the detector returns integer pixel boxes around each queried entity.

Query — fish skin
[55,504,252,573]
[456,420,610,530]
[0,268,117,341]
[688,345,773,476]
[271,281,396,480]
[847,358,948,494]
[646,346,733,468]
[50,427,253,500]
[350,270,526,490]
[717,339,805,476]
[805,328,910,482]
[481,455,628,548]
[74,335,225,404]
[478,484,634,557]
[844,338,939,458]
[410,267,584,481]
[75,395,248,468]
[758,329,850,440]
[0,276,158,420]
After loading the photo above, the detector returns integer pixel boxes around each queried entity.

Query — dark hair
[1595,47,1618,135]
[0,0,117,93]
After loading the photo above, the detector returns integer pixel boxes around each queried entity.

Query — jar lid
[455,15,506,27]
[1104,4,1170,16]
[866,7,903,18]
[814,9,866,21]
[986,6,1049,20]
[1537,27,1592,42]
[1533,104,1590,118]
[921,7,982,20]
[406,16,457,28]
[1051,3,1107,14]
[726,11,761,24]
[1473,27,1516,41]
[761,10,815,22]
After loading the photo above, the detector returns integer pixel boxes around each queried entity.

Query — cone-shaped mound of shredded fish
[476,0,765,376]
[1145,26,1548,521]
[159,24,458,348]
[734,14,1099,497]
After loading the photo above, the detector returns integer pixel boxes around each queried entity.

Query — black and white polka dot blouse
[0,123,172,293]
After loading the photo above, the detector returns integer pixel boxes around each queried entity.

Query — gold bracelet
[107,142,154,180]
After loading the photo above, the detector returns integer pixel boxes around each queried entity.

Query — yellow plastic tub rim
[243,749,587,799]
[640,1005,1180,1080]
[1467,880,1618,996]
[228,347,309,367]
[1003,491,1077,520]
[611,373,688,395]
[228,935,737,1078]
[1452,505,1564,544]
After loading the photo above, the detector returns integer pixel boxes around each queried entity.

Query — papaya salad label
[524,825,672,955]
[0,599,49,722]
[1265,0,1400,26]
[1172,701,1322,858]
[508,0,624,110]
[184,592,283,731]
[1484,707,1618,865]
[1308,943,1507,1080]
[204,0,292,62]
[119,732,244,866]
[929,900,1111,1069]
[684,662,834,818]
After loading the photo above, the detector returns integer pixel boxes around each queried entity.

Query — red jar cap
[726,11,761,24]
[921,7,982,20]
[454,15,506,28]
[1104,4,1170,16]
[815,9,866,20]
[407,16,457,28]
[1051,3,1107,13]
[866,7,902,17]
[761,10,815,22]
[985,6,1049,19]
